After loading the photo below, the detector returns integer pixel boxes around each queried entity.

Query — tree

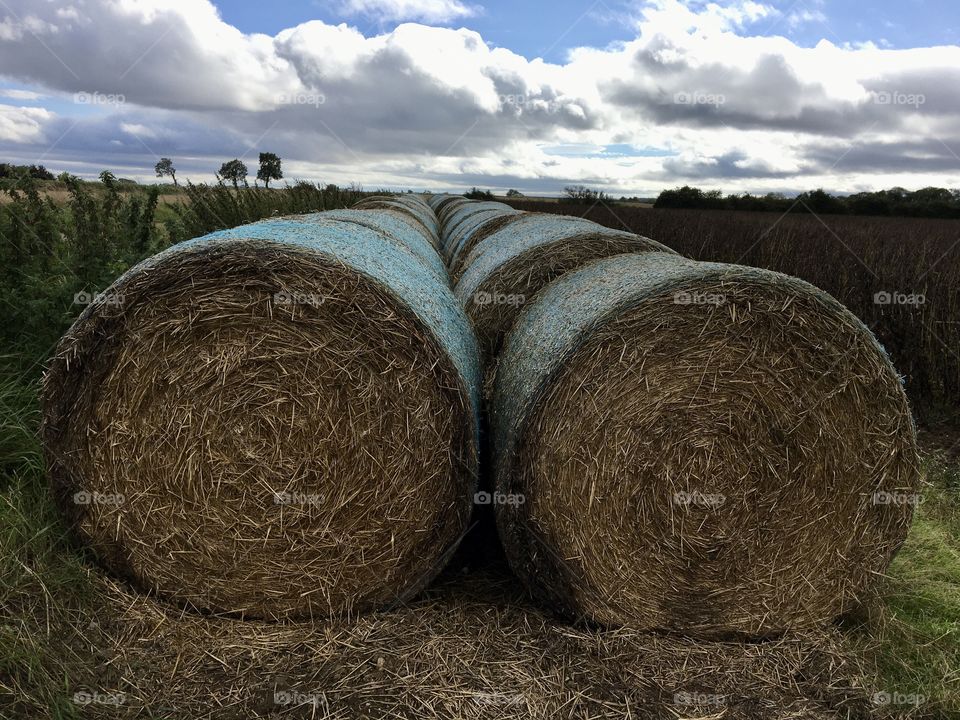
[218,159,248,189]
[464,187,494,200]
[797,188,846,215]
[155,157,178,186]
[257,152,282,188]
[564,185,611,204]
[0,163,54,180]
[99,170,117,187]
[506,189,524,197]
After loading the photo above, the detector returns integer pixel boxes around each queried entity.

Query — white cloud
[0,88,46,100]
[786,8,828,29]
[338,0,478,23]
[0,0,956,193]
[120,122,158,138]
[0,104,54,143]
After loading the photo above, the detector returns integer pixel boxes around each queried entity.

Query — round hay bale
[359,195,439,236]
[318,209,448,284]
[492,252,919,636]
[353,196,440,247]
[441,200,513,234]
[426,193,460,212]
[431,194,467,215]
[453,215,674,378]
[445,210,527,270]
[42,212,479,620]
[443,206,523,263]
[436,197,474,229]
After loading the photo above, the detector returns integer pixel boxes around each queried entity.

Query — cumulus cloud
[0,104,54,143]
[0,0,956,193]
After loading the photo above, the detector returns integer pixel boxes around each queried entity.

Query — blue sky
[0,0,958,194]
[218,0,960,58]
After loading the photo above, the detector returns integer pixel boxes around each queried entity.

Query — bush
[165,181,364,242]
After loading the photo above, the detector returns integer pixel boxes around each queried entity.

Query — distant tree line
[564,185,615,204]
[654,185,960,219]
[0,163,55,180]
[0,153,286,191]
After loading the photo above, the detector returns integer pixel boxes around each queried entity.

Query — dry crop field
[505,199,960,425]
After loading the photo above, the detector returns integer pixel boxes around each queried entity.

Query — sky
[0,0,958,195]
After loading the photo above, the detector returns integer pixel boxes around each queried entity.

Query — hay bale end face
[493,252,918,636]
[42,212,479,620]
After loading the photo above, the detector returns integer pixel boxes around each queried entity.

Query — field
[505,198,960,425]
[1,183,958,718]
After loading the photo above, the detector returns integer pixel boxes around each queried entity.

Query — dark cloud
[657,150,794,180]
[803,137,960,174]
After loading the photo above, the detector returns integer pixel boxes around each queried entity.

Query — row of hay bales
[42,195,480,620]
[41,191,919,638]
[428,194,920,636]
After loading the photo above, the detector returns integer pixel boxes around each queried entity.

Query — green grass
[847,455,960,718]
[0,368,92,718]
[0,476,90,719]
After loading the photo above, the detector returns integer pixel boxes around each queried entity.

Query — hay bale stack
[432,196,469,220]
[317,208,448,283]
[443,204,523,265]
[42,210,479,620]
[492,251,918,636]
[353,195,440,247]
[435,197,474,232]
[440,199,514,236]
[426,193,462,213]
[453,213,674,377]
